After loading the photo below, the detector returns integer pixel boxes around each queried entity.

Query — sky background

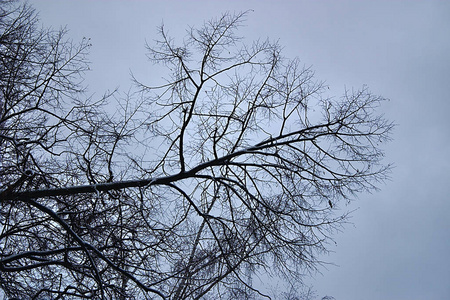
[27,1,450,299]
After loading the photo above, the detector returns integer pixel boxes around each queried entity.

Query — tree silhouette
[1,5,393,299]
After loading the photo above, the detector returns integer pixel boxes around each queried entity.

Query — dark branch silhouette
[1,5,393,299]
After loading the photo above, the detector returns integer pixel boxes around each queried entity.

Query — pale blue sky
[28,1,450,299]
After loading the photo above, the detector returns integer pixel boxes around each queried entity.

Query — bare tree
[1,5,393,300]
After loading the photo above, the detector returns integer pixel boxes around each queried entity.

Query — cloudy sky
[28,1,450,299]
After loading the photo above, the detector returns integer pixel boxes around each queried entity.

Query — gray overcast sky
[28,1,450,299]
